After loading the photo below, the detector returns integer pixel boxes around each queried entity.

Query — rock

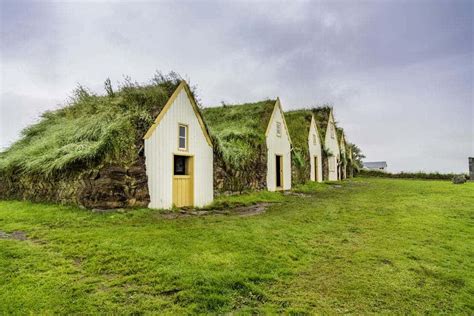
[452,175,466,184]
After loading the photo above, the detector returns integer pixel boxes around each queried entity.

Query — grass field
[1,178,473,314]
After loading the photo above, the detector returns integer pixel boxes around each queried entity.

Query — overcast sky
[1,0,473,173]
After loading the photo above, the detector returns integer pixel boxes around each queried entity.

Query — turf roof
[285,110,321,158]
[0,73,181,178]
[201,100,276,168]
[336,127,345,146]
[311,106,332,139]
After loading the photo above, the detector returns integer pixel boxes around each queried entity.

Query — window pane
[179,137,186,149]
[174,156,187,175]
[179,125,186,138]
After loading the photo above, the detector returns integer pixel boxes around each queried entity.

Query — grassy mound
[202,100,275,169]
[202,100,276,191]
[311,106,332,139]
[285,110,317,184]
[0,73,181,179]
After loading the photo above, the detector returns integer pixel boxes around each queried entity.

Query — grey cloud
[0,0,472,173]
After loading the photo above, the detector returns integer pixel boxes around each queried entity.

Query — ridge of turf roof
[201,100,276,168]
[0,74,181,177]
[285,110,322,156]
[336,127,345,144]
[311,106,332,139]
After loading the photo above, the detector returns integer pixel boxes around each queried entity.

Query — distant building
[363,161,388,171]
[469,157,474,180]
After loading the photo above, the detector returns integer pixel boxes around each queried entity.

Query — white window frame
[178,123,188,151]
[313,134,317,145]
[276,122,282,137]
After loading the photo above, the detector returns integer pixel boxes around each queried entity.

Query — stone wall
[0,156,150,209]
[291,154,310,186]
[213,145,268,193]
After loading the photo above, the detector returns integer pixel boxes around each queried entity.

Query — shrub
[358,169,468,181]
[452,175,467,184]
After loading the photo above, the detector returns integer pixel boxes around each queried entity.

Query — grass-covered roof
[336,127,345,144]
[201,100,276,168]
[311,106,332,139]
[285,110,317,157]
[0,73,182,178]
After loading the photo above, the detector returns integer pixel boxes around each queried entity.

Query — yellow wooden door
[314,156,318,181]
[276,155,283,189]
[173,156,194,207]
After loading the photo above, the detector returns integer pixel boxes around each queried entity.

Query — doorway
[314,156,318,181]
[276,155,283,189]
[173,155,194,207]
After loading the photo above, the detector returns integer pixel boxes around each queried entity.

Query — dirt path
[161,203,273,219]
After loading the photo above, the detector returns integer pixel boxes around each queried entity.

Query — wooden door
[314,156,318,181]
[276,155,283,189]
[173,155,194,207]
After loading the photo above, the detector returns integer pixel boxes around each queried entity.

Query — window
[331,125,335,139]
[174,155,188,175]
[276,122,282,137]
[313,134,317,145]
[178,124,187,150]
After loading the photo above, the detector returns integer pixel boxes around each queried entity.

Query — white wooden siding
[324,112,340,181]
[339,134,347,179]
[266,102,292,191]
[308,116,323,182]
[144,89,213,209]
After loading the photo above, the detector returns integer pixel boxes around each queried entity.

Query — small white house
[309,115,323,182]
[265,98,293,191]
[338,129,347,180]
[143,81,213,209]
[202,98,292,192]
[324,109,341,181]
[286,110,323,183]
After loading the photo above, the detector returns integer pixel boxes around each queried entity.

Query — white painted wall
[266,102,292,191]
[324,112,340,181]
[339,133,347,179]
[144,88,213,209]
[308,116,323,182]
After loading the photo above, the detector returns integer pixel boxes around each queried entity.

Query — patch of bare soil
[283,191,311,197]
[161,203,272,219]
[232,203,271,217]
[0,230,28,241]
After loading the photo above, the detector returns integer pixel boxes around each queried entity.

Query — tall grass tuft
[0,72,182,179]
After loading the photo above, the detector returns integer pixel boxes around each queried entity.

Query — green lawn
[1,178,473,314]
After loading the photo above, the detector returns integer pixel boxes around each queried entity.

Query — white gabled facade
[266,99,292,191]
[308,115,323,182]
[324,110,340,181]
[339,132,347,179]
[144,82,213,209]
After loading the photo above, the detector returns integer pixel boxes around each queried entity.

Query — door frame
[172,153,194,207]
[275,154,284,190]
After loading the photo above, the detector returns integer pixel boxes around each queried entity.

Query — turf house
[143,81,213,209]
[0,74,213,209]
[285,110,323,184]
[312,107,341,181]
[337,128,348,180]
[202,98,292,193]
[346,140,354,178]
